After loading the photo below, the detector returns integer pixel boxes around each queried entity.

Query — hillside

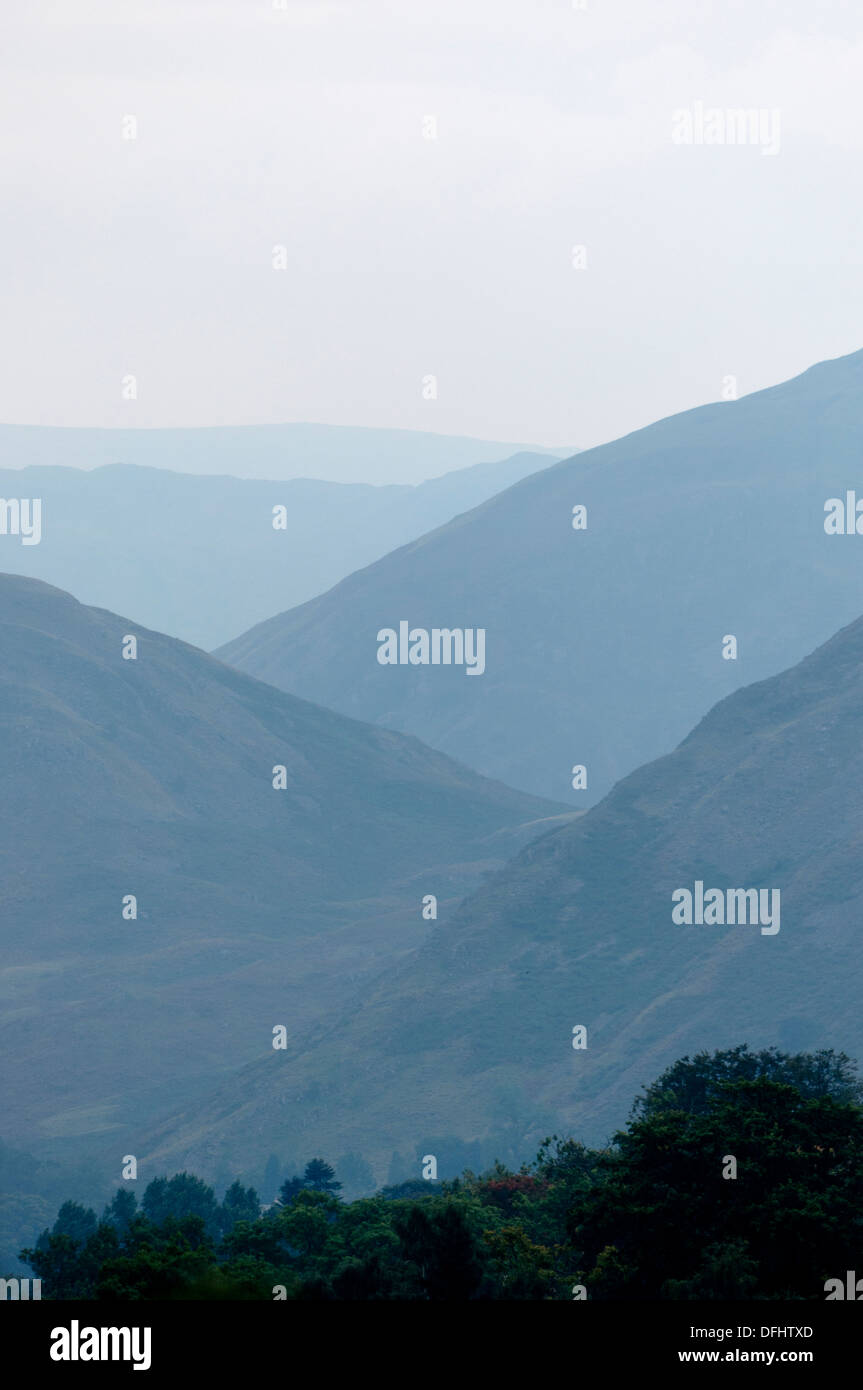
[0,574,566,1154]
[0,451,558,649]
[145,612,863,1181]
[219,347,863,803]
[0,422,565,486]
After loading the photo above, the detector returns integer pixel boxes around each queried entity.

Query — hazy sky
[2,0,862,453]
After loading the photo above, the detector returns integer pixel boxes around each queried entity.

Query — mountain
[0,575,567,1154]
[0,453,559,650]
[218,347,863,804]
[0,422,566,486]
[144,612,863,1182]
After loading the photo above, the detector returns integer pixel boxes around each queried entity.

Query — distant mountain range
[218,347,863,803]
[0,575,567,1157]
[145,611,863,1182]
[0,422,567,486]
[0,452,560,650]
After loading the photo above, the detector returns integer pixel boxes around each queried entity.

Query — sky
[1,0,862,457]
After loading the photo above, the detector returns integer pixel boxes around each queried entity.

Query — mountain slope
[0,452,559,650]
[0,575,566,1149]
[219,347,863,803]
[145,613,863,1180]
[0,422,566,485]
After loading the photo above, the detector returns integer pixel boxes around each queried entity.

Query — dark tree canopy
[575,1076,863,1300]
[141,1174,221,1237]
[632,1045,863,1121]
[18,1051,863,1302]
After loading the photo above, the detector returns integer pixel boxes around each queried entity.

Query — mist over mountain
[145,612,863,1182]
[0,453,560,650]
[0,574,566,1158]
[0,422,565,486]
[219,347,863,804]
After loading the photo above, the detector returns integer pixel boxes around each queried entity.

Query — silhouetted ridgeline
[0,447,561,648]
[220,347,863,803]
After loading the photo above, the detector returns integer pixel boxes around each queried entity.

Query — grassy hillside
[219,347,863,803]
[0,574,567,1159]
[145,612,863,1181]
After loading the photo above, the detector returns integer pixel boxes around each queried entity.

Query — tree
[573,1075,863,1300]
[219,1181,260,1234]
[483,1224,556,1299]
[380,1179,435,1202]
[22,1223,120,1300]
[395,1202,483,1300]
[142,1175,220,1237]
[47,1200,97,1247]
[278,1175,306,1208]
[424,1205,483,1300]
[302,1159,342,1196]
[632,1045,862,1121]
[95,1217,216,1301]
[22,1233,90,1299]
[277,1190,340,1258]
[102,1189,138,1238]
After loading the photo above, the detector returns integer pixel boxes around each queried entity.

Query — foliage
[18,1049,863,1301]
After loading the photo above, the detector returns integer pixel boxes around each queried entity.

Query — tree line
[18,1046,863,1300]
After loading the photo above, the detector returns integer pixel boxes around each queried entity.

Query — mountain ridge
[0,451,562,649]
[217,346,863,803]
[143,608,863,1181]
[0,573,568,1155]
[0,422,569,485]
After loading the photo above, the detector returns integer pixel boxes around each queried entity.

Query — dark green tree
[278,1175,306,1207]
[46,1200,98,1247]
[95,1216,216,1301]
[302,1159,342,1196]
[142,1174,220,1237]
[394,1202,482,1300]
[573,1076,863,1300]
[219,1181,260,1234]
[101,1189,138,1238]
[22,1223,120,1300]
[632,1045,862,1121]
[21,1233,90,1299]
